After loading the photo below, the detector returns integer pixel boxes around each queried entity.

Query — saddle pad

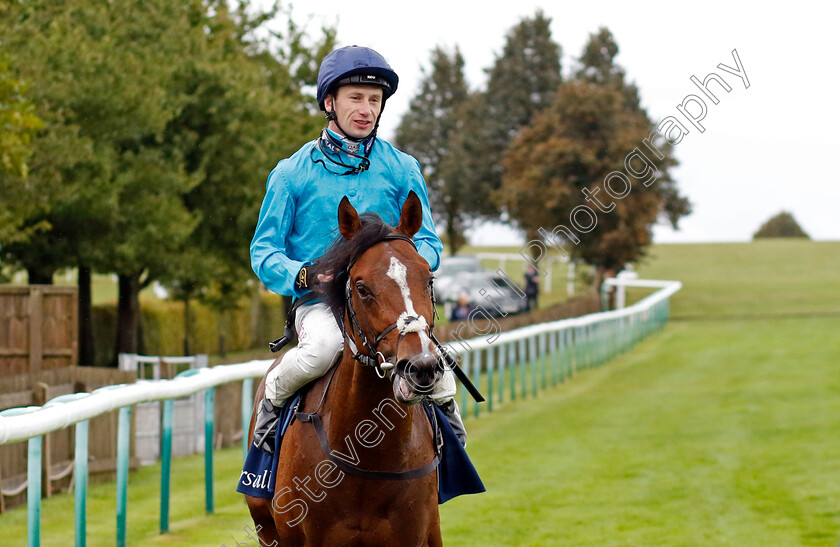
[426,404,486,504]
[236,395,301,499]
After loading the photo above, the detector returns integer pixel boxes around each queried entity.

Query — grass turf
[440,316,840,545]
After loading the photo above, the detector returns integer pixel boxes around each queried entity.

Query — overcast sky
[272,1,838,245]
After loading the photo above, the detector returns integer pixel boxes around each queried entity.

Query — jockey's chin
[392,373,437,405]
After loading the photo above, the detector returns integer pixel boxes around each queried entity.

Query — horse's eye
[356,281,372,299]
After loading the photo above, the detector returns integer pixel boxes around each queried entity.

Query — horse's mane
[311,212,394,320]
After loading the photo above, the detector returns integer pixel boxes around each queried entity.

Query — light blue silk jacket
[250,132,443,298]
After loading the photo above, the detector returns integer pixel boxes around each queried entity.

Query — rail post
[472,350,481,418]
[27,435,42,547]
[204,387,215,514]
[115,406,131,547]
[486,346,494,413]
[519,338,527,399]
[159,399,174,534]
[241,378,254,459]
[74,420,89,547]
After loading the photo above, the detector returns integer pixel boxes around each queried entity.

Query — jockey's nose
[399,353,441,395]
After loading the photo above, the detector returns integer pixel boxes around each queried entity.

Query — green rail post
[529,336,538,397]
[460,349,469,414]
[541,332,549,389]
[497,342,505,405]
[27,435,42,547]
[593,324,599,365]
[241,378,254,459]
[160,399,174,534]
[116,406,131,547]
[75,420,89,547]
[509,342,516,401]
[557,328,571,382]
[547,331,556,387]
[486,346,494,413]
[519,338,527,399]
[585,325,591,367]
[205,387,215,514]
[472,350,481,418]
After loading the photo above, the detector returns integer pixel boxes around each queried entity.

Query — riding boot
[438,399,467,448]
[252,398,283,455]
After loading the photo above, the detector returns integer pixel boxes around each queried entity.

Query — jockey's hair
[311,212,393,320]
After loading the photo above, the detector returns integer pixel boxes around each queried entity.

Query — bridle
[337,232,485,405]
[339,232,442,382]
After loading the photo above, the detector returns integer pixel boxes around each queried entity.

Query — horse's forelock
[311,213,393,318]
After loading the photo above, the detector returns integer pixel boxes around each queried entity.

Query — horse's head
[322,191,444,404]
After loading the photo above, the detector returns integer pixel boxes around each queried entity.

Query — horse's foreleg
[246,496,282,546]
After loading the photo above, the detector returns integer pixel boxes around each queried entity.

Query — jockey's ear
[396,191,422,238]
[338,196,361,240]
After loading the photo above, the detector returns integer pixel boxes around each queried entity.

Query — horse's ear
[396,191,423,238]
[338,197,361,240]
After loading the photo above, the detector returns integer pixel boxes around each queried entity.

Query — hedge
[90,292,286,367]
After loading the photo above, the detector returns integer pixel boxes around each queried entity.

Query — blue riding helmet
[316,46,399,111]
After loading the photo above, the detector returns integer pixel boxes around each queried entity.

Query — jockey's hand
[295,266,334,291]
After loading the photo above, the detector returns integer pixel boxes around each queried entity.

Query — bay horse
[245,191,446,546]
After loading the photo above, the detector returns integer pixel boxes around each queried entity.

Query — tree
[395,47,470,253]
[576,27,639,107]
[0,0,334,362]
[156,4,334,354]
[0,56,44,245]
[0,57,42,178]
[442,11,562,226]
[500,28,690,284]
[753,211,810,239]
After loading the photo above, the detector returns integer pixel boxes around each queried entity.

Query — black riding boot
[252,398,282,455]
[438,399,467,447]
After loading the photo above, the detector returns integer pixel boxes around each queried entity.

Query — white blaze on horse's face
[385,257,431,350]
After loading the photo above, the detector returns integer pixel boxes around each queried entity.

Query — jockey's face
[325,84,384,140]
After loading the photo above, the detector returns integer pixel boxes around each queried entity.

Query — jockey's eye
[355,281,373,300]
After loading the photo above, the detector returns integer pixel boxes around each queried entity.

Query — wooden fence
[0,366,137,512]
[0,285,78,377]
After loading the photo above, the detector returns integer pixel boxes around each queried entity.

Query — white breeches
[265,302,343,406]
[264,301,458,407]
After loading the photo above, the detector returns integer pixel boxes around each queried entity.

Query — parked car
[444,271,529,318]
[433,256,485,303]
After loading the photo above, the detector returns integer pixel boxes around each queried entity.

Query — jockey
[250,45,467,454]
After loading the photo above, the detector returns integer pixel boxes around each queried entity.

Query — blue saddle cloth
[427,404,486,504]
[236,398,485,504]
[236,395,300,499]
